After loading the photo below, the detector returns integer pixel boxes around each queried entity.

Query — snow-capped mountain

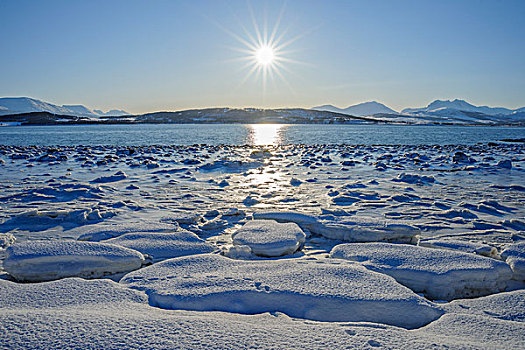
[313,101,398,116]
[402,99,517,116]
[0,97,129,117]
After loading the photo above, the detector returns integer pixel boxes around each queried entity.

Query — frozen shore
[1,143,524,348]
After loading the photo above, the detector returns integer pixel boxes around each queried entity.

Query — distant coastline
[1,109,524,127]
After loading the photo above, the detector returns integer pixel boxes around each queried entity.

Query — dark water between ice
[0,124,523,146]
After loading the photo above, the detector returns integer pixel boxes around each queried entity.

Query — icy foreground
[3,240,145,282]
[1,278,524,349]
[0,143,524,348]
[330,243,512,300]
[122,254,442,328]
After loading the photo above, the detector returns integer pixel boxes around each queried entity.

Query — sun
[217,2,306,92]
[255,45,275,66]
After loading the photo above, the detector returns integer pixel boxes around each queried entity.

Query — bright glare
[219,2,305,91]
[255,45,275,66]
[249,124,284,145]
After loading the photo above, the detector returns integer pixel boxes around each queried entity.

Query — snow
[402,99,515,116]
[330,243,512,300]
[103,230,216,260]
[0,278,148,308]
[419,238,498,258]
[252,211,319,225]
[0,97,129,117]
[231,220,306,257]
[92,170,128,183]
[392,173,435,184]
[3,240,145,282]
[1,208,113,232]
[0,141,524,347]
[500,242,525,281]
[444,289,525,322]
[313,101,398,116]
[122,254,442,329]
[307,222,420,243]
[1,277,524,349]
[74,221,177,241]
[0,232,16,249]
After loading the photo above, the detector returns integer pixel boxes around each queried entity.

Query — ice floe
[500,242,525,281]
[231,220,306,257]
[74,221,177,241]
[252,211,319,225]
[1,208,114,232]
[1,276,524,349]
[103,230,216,260]
[3,240,145,282]
[0,232,16,249]
[444,289,525,322]
[92,170,128,183]
[122,254,442,328]
[418,238,498,258]
[308,222,419,243]
[392,173,435,185]
[330,243,512,300]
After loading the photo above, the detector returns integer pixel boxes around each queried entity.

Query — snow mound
[0,278,147,309]
[221,244,254,259]
[444,289,525,322]
[419,238,498,258]
[103,230,216,260]
[199,159,263,172]
[500,242,525,281]
[1,208,113,232]
[0,232,16,249]
[74,221,177,241]
[330,243,512,300]
[308,222,419,243]
[122,254,442,329]
[92,170,128,183]
[232,220,306,257]
[392,173,435,185]
[3,240,145,282]
[252,211,319,225]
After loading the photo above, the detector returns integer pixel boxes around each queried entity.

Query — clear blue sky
[1,0,524,113]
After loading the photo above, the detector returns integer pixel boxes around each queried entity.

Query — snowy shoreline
[1,143,524,348]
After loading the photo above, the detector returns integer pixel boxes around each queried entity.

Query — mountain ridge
[0,97,130,117]
[0,96,524,126]
[401,99,519,116]
[313,101,398,116]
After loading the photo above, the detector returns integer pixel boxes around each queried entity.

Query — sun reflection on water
[248,124,285,145]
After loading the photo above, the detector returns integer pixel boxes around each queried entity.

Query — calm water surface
[0,124,523,146]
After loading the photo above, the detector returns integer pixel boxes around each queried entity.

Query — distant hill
[313,101,398,116]
[0,97,130,117]
[0,108,380,126]
[1,97,523,126]
[401,99,522,116]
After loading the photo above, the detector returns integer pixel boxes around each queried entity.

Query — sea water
[0,124,523,146]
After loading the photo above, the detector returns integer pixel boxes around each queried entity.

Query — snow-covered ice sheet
[443,289,525,322]
[419,238,498,257]
[2,277,524,349]
[73,221,178,241]
[0,143,524,347]
[103,230,216,260]
[501,241,525,281]
[3,240,145,281]
[232,220,306,257]
[307,221,420,243]
[330,242,512,300]
[122,254,442,329]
